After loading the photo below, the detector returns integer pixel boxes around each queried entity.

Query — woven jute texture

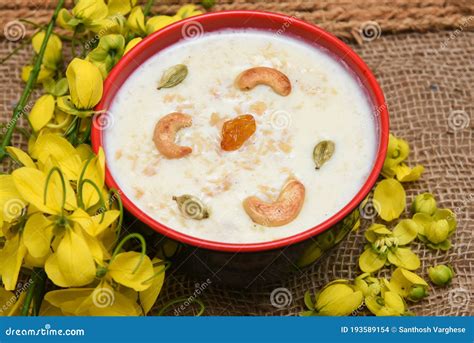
[1,1,473,316]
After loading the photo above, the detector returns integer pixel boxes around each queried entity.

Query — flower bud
[428,265,454,286]
[32,32,62,70]
[412,193,437,215]
[424,219,449,244]
[66,58,103,110]
[408,285,429,302]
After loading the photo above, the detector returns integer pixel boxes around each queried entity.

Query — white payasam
[104,30,377,244]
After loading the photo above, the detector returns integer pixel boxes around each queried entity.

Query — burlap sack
[0,0,472,316]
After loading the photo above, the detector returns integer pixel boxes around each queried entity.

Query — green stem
[143,0,155,17]
[0,0,65,161]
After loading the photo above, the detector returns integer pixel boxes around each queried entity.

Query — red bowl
[92,10,389,254]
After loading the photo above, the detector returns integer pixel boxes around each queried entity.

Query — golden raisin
[221,114,256,151]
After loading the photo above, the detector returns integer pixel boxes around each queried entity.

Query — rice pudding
[104,30,377,244]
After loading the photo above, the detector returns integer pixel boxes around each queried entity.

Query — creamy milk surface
[105,30,377,243]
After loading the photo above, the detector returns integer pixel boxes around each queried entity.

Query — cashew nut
[243,178,305,227]
[235,67,291,96]
[153,112,192,159]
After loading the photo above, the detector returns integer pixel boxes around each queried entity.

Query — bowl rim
[92,10,389,253]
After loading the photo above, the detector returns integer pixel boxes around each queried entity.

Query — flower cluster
[0,0,211,316]
[302,133,458,316]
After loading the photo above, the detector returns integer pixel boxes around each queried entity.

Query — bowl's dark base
[154,209,361,288]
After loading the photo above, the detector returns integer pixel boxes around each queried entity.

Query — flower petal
[23,213,53,258]
[45,229,96,287]
[393,219,419,245]
[139,258,166,314]
[394,163,424,182]
[387,248,420,270]
[0,235,27,290]
[108,252,154,291]
[373,179,406,221]
[6,146,36,168]
[359,248,386,273]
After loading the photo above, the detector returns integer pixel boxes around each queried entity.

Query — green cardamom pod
[157,64,188,90]
[172,194,209,220]
[313,140,335,169]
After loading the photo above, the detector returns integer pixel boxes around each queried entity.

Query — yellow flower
[127,6,146,36]
[43,253,165,316]
[29,95,55,132]
[86,34,125,78]
[411,193,437,215]
[359,221,420,273]
[107,0,137,16]
[45,227,97,287]
[382,134,409,176]
[43,281,141,316]
[366,291,407,316]
[393,163,424,182]
[124,37,142,55]
[66,58,103,110]
[30,133,83,181]
[389,268,429,302]
[413,208,456,250]
[373,178,406,221]
[146,15,180,35]
[32,32,62,70]
[302,280,363,316]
